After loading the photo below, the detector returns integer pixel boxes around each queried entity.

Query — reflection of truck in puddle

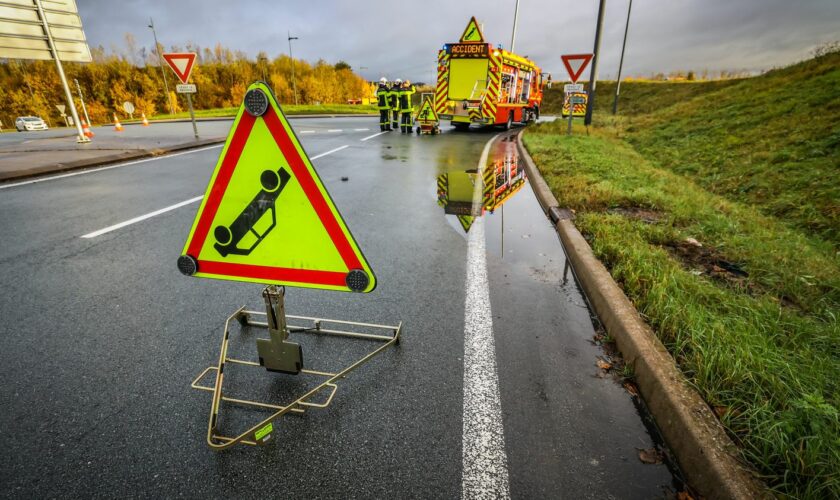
[436,144,525,232]
[214,168,291,257]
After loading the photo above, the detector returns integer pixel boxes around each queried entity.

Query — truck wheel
[453,122,470,131]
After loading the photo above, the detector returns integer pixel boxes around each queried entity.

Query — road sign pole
[34,0,89,143]
[567,93,574,136]
[584,0,606,126]
[149,19,175,116]
[186,93,198,139]
[74,78,91,125]
[613,0,633,114]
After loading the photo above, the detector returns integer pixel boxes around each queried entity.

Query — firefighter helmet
[380,77,387,84]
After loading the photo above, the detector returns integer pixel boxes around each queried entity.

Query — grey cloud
[76,0,840,82]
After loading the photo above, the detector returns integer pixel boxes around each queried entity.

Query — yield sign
[561,53,593,83]
[177,82,376,293]
[162,52,197,84]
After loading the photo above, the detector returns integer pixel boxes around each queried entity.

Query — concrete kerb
[0,137,226,183]
[515,130,767,500]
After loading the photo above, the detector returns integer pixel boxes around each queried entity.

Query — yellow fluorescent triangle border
[177,82,376,293]
[459,16,485,43]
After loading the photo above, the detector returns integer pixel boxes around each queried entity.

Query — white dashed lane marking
[462,133,510,499]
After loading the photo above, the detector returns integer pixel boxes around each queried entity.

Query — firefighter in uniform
[388,79,401,130]
[399,80,416,133]
[376,77,391,132]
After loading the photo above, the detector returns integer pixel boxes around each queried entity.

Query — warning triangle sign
[162,52,197,84]
[459,16,485,43]
[416,95,438,123]
[177,82,376,293]
[561,53,593,83]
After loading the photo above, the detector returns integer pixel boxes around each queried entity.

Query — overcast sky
[76,0,840,82]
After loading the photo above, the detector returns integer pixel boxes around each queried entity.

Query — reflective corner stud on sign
[177,82,376,293]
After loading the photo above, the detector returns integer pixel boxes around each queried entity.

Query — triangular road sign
[460,16,485,43]
[561,53,593,83]
[177,82,376,293]
[162,52,197,84]
[416,95,439,122]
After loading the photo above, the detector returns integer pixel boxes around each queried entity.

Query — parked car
[15,116,49,132]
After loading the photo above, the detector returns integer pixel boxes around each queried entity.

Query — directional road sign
[178,82,376,293]
[0,0,92,62]
[561,54,593,83]
[162,52,197,84]
[564,83,584,93]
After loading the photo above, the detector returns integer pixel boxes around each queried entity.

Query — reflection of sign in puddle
[436,141,526,233]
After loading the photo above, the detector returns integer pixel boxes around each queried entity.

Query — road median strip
[515,130,767,500]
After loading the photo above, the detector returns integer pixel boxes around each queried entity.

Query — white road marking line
[462,133,509,500]
[310,145,348,159]
[81,196,203,238]
[353,128,370,131]
[360,131,387,142]
[299,130,315,134]
[327,129,343,133]
[78,144,349,239]
[0,144,224,190]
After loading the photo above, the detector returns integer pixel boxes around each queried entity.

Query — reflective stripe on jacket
[399,85,415,112]
[388,86,399,109]
[376,85,390,109]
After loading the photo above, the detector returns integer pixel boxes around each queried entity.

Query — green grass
[140,103,377,122]
[524,52,840,499]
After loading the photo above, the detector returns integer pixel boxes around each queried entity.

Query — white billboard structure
[0,0,92,142]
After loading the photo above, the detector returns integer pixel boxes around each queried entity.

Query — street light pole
[148,18,175,116]
[584,0,606,126]
[510,0,521,52]
[613,0,632,114]
[259,56,268,82]
[288,32,299,105]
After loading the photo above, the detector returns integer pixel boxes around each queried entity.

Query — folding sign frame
[181,83,400,450]
[191,285,401,450]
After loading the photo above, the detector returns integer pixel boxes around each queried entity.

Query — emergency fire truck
[435,17,550,130]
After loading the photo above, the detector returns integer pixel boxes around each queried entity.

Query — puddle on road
[434,133,586,305]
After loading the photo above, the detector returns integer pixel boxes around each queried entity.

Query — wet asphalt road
[0,116,674,498]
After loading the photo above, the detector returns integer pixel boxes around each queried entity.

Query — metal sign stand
[191,285,401,450]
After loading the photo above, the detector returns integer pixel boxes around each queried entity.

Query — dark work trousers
[379,110,390,131]
[401,112,412,133]
[391,109,400,129]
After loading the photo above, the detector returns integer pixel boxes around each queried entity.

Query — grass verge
[523,119,839,498]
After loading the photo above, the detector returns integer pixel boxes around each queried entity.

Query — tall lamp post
[288,32,299,105]
[583,0,606,126]
[510,0,521,52]
[148,18,175,116]
[612,0,632,114]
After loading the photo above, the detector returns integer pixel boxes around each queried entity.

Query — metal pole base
[190,287,401,450]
